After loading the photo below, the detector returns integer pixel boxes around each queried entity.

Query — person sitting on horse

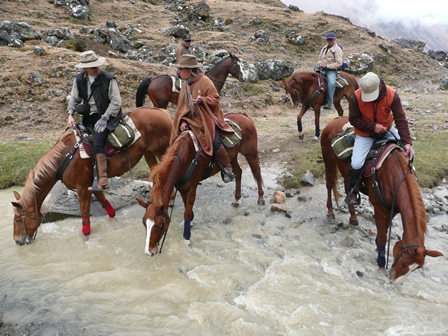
[67,50,123,190]
[171,54,235,183]
[346,72,414,206]
[317,32,343,110]
[176,33,195,63]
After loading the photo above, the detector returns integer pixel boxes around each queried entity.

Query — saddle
[363,140,403,177]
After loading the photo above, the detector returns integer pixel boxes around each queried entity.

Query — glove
[94,115,109,133]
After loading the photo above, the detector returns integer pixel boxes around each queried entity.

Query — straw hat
[175,54,201,69]
[76,50,106,69]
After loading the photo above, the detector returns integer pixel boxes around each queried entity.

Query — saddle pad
[171,76,182,93]
[363,143,403,177]
[78,116,142,159]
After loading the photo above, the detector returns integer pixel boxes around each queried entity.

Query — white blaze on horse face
[145,218,155,256]
[238,62,248,82]
[286,93,293,106]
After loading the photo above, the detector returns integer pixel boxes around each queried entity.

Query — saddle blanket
[171,76,182,93]
[77,116,141,159]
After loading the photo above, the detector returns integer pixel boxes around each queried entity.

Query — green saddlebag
[107,122,135,149]
[331,126,356,160]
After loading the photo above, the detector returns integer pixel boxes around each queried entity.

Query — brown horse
[136,112,265,256]
[321,117,443,284]
[11,107,172,244]
[282,71,359,141]
[135,53,246,108]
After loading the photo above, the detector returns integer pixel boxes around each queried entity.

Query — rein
[300,75,323,107]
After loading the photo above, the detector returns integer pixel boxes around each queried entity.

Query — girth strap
[56,135,83,181]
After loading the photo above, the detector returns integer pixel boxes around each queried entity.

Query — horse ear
[11,201,22,209]
[425,249,444,258]
[136,198,149,209]
[13,190,21,201]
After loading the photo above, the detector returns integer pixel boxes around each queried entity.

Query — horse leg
[77,187,93,236]
[374,206,390,270]
[180,189,197,246]
[312,107,321,142]
[231,159,243,207]
[333,97,344,117]
[244,155,265,206]
[296,106,309,141]
[93,192,116,218]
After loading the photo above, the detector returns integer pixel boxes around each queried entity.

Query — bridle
[390,243,419,271]
[14,198,42,244]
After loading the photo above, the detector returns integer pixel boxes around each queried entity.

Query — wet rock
[273,190,286,203]
[300,170,315,186]
[41,178,151,222]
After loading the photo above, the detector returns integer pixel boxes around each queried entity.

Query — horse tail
[135,77,152,107]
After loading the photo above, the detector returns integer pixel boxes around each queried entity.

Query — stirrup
[345,192,360,206]
[221,169,235,183]
[88,177,108,192]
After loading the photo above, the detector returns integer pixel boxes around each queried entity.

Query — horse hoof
[349,219,359,226]
[184,239,191,247]
[312,136,319,142]
[232,199,240,207]
[257,199,266,206]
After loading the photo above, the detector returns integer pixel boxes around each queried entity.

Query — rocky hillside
[1,0,448,184]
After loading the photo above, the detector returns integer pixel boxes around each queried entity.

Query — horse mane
[149,138,180,207]
[20,130,71,206]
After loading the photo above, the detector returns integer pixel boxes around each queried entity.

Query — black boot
[214,144,235,183]
[345,168,363,206]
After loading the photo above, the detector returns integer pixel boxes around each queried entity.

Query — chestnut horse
[282,71,359,141]
[136,112,265,256]
[11,107,172,244]
[135,53,246,108]
[321,117,443,284]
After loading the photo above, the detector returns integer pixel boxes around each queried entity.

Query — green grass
[0,138,57,189]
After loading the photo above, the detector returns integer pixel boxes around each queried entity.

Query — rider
[171,54,235,183]
[346,72,414,205]
[176,33,195,63]
[67,50,123,190]
[317,32,343,110]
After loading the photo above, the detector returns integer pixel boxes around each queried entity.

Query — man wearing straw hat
[171,54,235,183]
[67,50,123,190]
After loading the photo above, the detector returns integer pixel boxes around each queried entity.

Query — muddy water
[1,167,448,335]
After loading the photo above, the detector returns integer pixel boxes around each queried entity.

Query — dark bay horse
[11,107,172,244]
[282,71,359,141]
[136,112,265,256]
[321,117,443,284]
[135,53,246,108]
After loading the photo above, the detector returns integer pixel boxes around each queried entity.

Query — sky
[282,0,448,28]
[281,0,448,50]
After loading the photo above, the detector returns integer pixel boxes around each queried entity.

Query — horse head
[282,77,300,107]
[390,241,443,285]
[11,191,42,245]
[136,198,171,256]
[229,53,246,82]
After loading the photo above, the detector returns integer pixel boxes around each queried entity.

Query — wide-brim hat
[76,50,106,69]
[360,72,380,102]
[175,54,201,69]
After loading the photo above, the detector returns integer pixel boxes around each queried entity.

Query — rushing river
[1,166,448,335]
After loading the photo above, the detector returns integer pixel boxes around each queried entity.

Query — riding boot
[214,144,235,183]
[345,168,363,206]
[96,153,109,190]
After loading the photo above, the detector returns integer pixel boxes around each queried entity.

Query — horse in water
[320,117,443,284]
[11,107,172,244]
[135,53,246,108]
[136,112,265,256]
[282,71,359,141]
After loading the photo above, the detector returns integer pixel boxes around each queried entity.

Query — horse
[282,71,359,141]
[135,53,246,108]
[136,112,265,256]
[11,107,173,245]
[320,116,443,284]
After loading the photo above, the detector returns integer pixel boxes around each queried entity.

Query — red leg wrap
[82,217,91,236]
[102,199,116,218]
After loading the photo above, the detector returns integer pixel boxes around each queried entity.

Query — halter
[389,243,419,271]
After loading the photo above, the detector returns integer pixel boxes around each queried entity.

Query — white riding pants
[351,126,400,169]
